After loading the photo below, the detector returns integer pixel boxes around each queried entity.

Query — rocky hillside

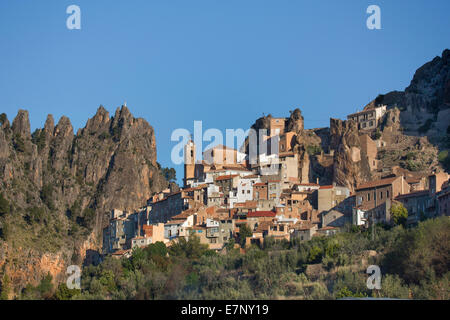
[0,106,168,294]
[368,49,450,147]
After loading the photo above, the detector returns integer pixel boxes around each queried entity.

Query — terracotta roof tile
[356,177,399,190]
[215,174,239,181]
[247,211,276,218]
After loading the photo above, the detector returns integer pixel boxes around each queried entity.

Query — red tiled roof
[235,201,258,208]
[247,211,276,218]
[254,182,267,187]
[255,221,273,232]
[172,212,191,220]
[222,165,250,171]
[215,174,239,181]
[319,185,333,189]
[356,177,399,190]
[206,206,216,215]
[395,190,429,199]
[318,226,337,231]
[242,174,260,179]
[297,183,320,187]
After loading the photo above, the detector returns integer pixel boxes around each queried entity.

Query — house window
[367,193,371,201]
[386,190,389,198]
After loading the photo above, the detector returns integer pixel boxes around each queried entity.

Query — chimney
[316,177,319,185]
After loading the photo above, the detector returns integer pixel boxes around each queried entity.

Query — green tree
[31,129,46,152]
[225,238,236,251]
[82,208,96,228]
[239,224,253,247]
[169,235,209,259]
[13,134,26,152]
[0,273,10,300]
[308,245,323,263]
[40,184,54,210]
[161,167,177,183]
[335,286,368,299]
[0,113,7,126]
[391,203,408,227]
[0,193,10,217]
[37,272,54,299]
[374,129,382,140]
[55,283,80,300]
[306,145,322,156]
[145,241,167,257]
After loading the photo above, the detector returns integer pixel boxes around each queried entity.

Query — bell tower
[184,139,196,187]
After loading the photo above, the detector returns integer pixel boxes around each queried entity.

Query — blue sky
[1,0,449,182]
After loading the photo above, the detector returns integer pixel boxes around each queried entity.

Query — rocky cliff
[0,105,168,294]
[368,49,450,147]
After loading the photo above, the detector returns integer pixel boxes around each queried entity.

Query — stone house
[354,176,410,226]
[355,176,410,212]
[291,223,318,242]
[247,211,276,231]
[395,190,430,225]
[347,105,387,131]
[103,210,139,253]
[316,226,338,237]
[253,182,268,200]
[359,134,378,171]
[437,182,450,216]
[148,191,190,224]
[320,195,354,228]
[318,184,350,214]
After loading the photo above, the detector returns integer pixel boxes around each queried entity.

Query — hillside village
[102,104,450,258]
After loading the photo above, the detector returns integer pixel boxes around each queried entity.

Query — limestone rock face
[286,108,304,133]
[330,118,372,192]
[0,105,169,292]
[11,109,31,140]
[370,49,450,146]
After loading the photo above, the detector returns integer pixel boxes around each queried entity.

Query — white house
[352,207,367,226]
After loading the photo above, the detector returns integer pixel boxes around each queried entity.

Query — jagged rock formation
[286,108,304,133]
[364,49,450,173]
[286,109,311,183]
[329,118,372,192]
[0,105,168,293]
[368,49,450,146]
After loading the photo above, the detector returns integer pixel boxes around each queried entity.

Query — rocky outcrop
[0,105,169,293]
[368,49,450,146]
[330,118,372,192]
[286,108,304,133]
